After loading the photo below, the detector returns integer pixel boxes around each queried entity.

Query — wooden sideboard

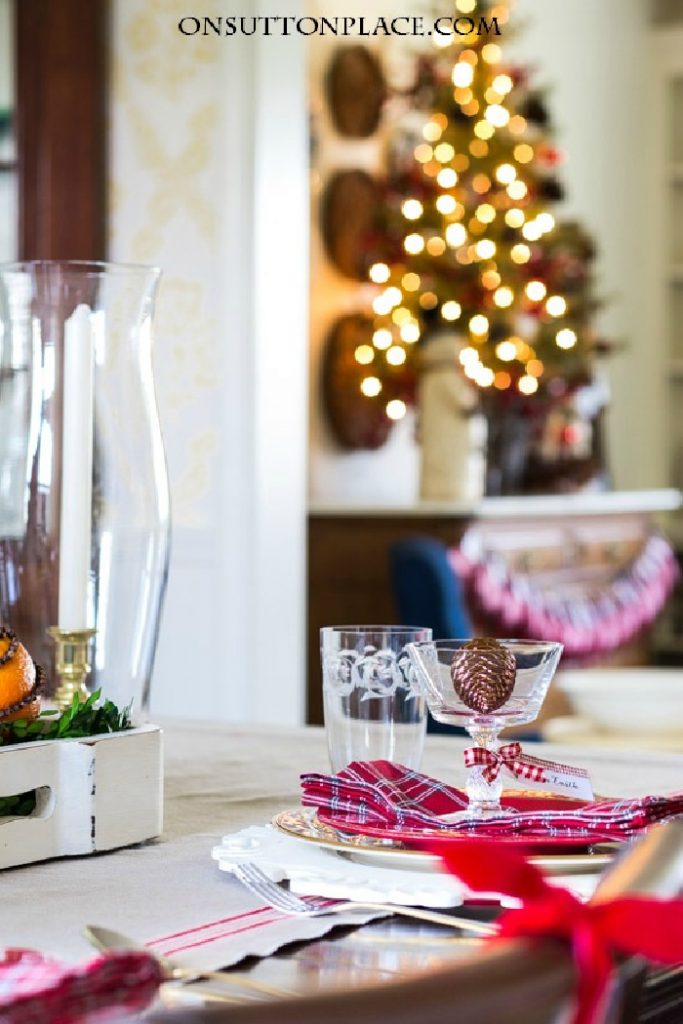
[306,490,682,724]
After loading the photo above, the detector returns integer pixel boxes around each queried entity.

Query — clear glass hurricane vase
[0,261,170,716]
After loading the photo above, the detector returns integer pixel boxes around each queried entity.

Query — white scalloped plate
[212,824,470,907]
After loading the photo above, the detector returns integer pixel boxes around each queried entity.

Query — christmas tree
[357,0,608,489]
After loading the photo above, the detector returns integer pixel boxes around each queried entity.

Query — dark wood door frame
[15,0,107,260]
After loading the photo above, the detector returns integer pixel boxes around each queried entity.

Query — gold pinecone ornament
[451,638,516,715]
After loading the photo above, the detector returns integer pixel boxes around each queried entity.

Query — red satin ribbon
[430,838,683,1024]
[464,742,547,784]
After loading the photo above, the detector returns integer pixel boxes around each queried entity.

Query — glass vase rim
[0,259,162,278]
[408,638,563,653]
[321,624,432,636]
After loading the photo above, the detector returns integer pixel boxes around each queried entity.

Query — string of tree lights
[357,0,609,427]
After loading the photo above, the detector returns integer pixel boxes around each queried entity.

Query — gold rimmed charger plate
[272,809,616,875]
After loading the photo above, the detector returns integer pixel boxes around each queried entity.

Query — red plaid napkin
[300,761,683,843]
[0,947,163,1024]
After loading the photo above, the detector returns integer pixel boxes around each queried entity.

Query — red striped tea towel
[146,900,384,973]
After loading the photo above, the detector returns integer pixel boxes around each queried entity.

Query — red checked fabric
[464,742,549,784]
[300,760,683,843]
[0,947,162,1024]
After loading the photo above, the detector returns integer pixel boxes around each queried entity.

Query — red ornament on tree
[536,143,564,167]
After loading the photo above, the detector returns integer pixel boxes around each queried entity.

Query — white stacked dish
[553,667,683,741]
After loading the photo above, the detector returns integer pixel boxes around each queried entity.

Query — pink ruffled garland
[449,534,679,658]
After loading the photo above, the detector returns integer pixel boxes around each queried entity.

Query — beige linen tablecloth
[2,722,682,962]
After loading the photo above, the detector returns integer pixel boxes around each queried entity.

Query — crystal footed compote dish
[406,639,563,821]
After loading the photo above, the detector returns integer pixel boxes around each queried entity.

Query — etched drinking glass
[321,625,432,774]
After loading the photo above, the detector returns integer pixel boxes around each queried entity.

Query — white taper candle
[58,303,95,630]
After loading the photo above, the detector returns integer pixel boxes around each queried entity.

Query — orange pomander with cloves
[0,627,43,724]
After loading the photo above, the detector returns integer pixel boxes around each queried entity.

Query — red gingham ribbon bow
[429,837,683,1024]
[464,742,547,785]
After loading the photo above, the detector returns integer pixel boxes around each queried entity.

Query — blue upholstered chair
[389,537,472,735]
[390,537,473,640]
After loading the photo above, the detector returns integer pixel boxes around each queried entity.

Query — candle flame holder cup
[0,261,170,717]
[407,639,563,820]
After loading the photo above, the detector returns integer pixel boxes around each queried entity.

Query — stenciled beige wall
[109,2,223,530]
[109,0,309,723]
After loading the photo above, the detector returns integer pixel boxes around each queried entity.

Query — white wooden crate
[0,724,163,870]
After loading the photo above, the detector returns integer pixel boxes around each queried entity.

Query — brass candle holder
[47,627,97,710]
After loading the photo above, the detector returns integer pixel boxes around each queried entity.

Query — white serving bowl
[555,667,683,735]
